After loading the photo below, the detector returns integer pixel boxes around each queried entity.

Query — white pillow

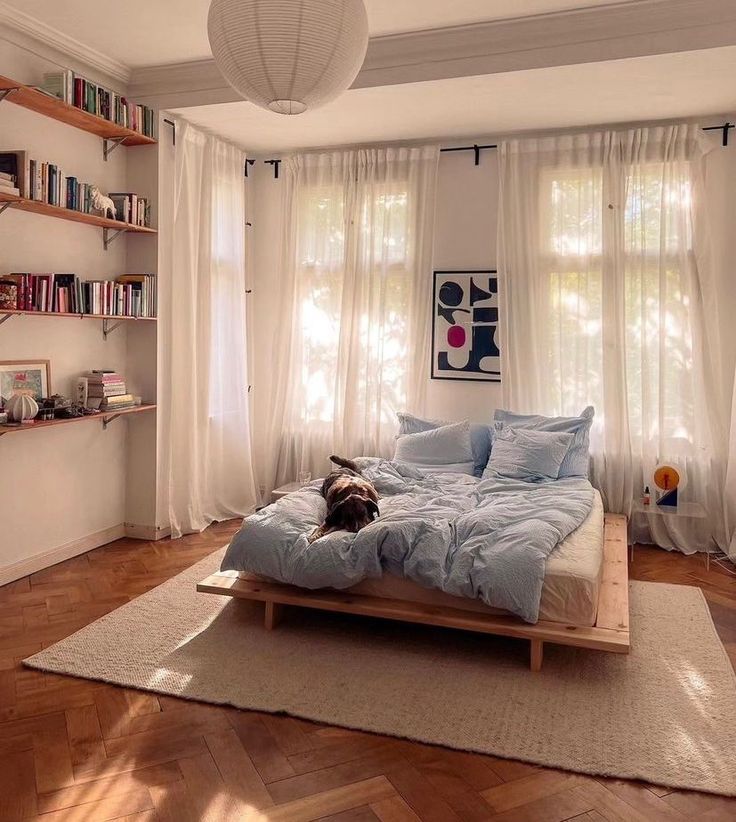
[393,421,475,475]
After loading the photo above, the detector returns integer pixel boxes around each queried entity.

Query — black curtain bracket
[244,158,256,177]
[264,159,281,179]
[703,122,734,147]
[162,118,176,145]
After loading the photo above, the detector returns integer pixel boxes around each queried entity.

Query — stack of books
[0,273,156,317]
[0,170,19,197]
[84,371,137,411]
[39,71,156,139]
[0,151,26,197]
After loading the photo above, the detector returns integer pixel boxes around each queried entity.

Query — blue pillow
[397,412,491,476]
[484,426,574,482]
[492,406,594,478]
[393,421,475,475]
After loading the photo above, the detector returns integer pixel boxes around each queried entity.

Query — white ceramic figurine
[90,186,116,219]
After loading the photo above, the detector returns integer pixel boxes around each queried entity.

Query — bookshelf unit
[0,404,157,437]
[0,75,157,155]
[0,192,157,249]
[1,52,162,572]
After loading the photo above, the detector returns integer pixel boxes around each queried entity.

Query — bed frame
[197,513,629,671]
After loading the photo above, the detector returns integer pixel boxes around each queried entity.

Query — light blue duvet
[221,458,594,623]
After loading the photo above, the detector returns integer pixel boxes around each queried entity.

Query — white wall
[0,40,156,578]
[248,126,736,486]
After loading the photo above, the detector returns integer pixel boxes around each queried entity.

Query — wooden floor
[1,523,734,822]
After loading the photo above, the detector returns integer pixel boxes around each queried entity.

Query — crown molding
[0,1,131,86]
[129,0,736,108]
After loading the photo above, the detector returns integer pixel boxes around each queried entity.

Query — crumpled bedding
[221,458,594,623]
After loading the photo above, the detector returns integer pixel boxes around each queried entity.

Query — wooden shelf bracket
[103,136,127,161]
[102,227,126,250]
[102,318,124,340]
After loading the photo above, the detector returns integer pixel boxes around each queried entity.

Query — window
[541,162,698,452]
[295,182,413,429]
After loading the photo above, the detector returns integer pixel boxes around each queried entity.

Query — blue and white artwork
[431,270,500,382]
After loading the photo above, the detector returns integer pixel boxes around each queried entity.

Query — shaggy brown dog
[308,455,380,543]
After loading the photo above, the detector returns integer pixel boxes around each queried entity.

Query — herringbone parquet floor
[1,522,735,821]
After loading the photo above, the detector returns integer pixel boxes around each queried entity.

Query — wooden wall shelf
[0,192,156,237]
[0,404,156,437]
[0,309,156,322]
[0,75,157,146]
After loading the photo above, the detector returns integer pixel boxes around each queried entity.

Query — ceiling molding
[129,0,736,107]
[0,1,131,85]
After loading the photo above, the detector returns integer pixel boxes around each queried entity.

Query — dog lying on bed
[308,455,380,543]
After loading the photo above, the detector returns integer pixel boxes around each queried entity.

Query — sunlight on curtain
[262,146,438,491]
[499,126,725,553]
[160,121,259,537]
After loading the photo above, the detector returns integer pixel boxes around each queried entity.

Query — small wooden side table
[270,482,302,504]
[629,500,708,565]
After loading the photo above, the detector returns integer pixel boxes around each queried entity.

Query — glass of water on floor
[298,470,312,486]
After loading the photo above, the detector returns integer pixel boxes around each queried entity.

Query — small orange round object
[653,465,680,492]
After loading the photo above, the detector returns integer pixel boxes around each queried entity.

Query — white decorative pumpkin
[6,393,39,422]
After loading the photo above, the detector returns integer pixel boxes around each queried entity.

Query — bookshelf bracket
[102,319,123,340]
[0,313,14,327]
[0,87,19,104]
[103,227,126,250]
[103,136,127,161]
[102,413,123,430]
[0,202,11,218]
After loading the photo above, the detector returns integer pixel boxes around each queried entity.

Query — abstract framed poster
[431,270,500,382]
[0,360,51,403]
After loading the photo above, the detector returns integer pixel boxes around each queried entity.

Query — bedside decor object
[207,0,369,115]
[653,463,681,508]
[0,359,51,402]
[6,393,39,423]
[432,270,500,382]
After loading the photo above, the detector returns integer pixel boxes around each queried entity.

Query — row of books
[0,151,152,227]
[110,192,151,227]
[40,71,156,138]
[0,273,156,318]
[80,371,138,411]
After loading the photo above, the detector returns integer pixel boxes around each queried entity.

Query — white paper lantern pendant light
[208,0,369,115]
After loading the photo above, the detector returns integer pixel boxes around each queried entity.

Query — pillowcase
[484,426,574,482]
[393,420,475,475]
[396,412,491,476]
[492,406,594,478]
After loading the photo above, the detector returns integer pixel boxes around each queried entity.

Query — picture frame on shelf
[0,359,51,403]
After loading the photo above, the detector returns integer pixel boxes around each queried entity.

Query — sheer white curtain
[498,124,728,553]
[160,121,258,537]
[262,145,439,493]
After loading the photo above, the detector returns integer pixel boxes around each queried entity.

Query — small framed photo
[0,360,51,402]
[432,270,500,382]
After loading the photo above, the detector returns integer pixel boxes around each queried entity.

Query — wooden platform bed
[198,513,629,671]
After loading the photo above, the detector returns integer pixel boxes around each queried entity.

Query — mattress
[249,489,605,627]
[342,489,605,626]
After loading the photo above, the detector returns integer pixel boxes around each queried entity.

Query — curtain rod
[438,123,734,165]
[248,122,734,177]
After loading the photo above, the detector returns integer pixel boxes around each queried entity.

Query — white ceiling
[171,46,736,153]
[2,0,629,68]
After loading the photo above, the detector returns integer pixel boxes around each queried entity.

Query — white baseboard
[0,524,126,587]
[124,523,171,541]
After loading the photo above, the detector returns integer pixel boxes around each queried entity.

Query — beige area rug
[25,548,736,797]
